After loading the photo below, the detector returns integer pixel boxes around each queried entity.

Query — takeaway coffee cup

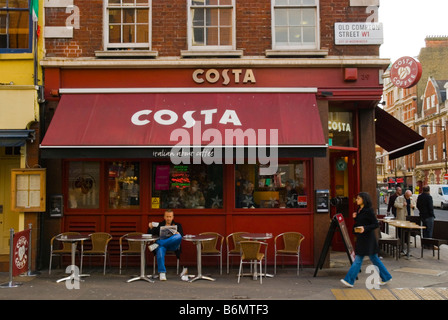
[354,226,363,233]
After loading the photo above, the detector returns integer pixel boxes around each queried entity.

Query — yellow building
[0,0,43,270]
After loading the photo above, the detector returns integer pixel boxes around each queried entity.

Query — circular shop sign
[390,56,422,89]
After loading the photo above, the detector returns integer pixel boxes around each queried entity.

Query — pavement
[1,232,448,302]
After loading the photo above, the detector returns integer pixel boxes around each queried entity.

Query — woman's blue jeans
[154,234,182,273]
[343,254,392,286]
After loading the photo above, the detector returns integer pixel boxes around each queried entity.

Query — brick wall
[44,0,379,58]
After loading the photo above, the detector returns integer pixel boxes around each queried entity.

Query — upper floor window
[105,0,150,50]
[272,0,318,50]
[188,0,235,50]
[0,0,32,53]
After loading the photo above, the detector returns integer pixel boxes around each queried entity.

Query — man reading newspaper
[147,209,183,281]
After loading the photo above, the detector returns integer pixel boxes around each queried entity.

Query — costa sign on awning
[40,92,327,159]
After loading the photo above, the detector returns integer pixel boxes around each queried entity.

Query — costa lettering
[131,108,242,128]
[390,56,422,89]
[192,69,256,85]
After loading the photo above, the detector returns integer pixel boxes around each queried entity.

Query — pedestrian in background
[387,187,402,217]
[394,190,415,220]
[417,185,435,238]
[341,192,392,288]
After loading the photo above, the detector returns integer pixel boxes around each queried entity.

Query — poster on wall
[155,165,170,191]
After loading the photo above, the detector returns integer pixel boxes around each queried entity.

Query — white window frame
[428,146,432,161]
[187,0,236,51]
[271,0,320,51]
[103,0,152,50]
[434,144,438,161]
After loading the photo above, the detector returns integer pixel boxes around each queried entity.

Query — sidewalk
[1,235,448,301]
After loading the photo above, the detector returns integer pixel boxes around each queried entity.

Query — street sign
[444,174,448,180]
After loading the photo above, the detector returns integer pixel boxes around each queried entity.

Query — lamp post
[421,124,448,179]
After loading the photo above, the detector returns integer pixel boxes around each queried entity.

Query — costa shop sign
[390,56,422,89]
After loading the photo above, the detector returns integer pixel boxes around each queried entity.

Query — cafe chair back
[237,241,267,284]
[49,232,82,275]
[81,232,112,275]
[199,232,224,275]
[274,232,305,276]
[226,231,248,274]
[119,232,143,274]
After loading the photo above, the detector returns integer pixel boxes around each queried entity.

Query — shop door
[0,156,20,254]
[330,151,357,251]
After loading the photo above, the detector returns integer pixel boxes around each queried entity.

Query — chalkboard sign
[314,213,355,277]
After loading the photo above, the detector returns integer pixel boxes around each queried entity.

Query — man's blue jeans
[154,234,182,273]
[422,217,434,238]
[343,254,392,286]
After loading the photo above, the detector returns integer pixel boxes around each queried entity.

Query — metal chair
[226,231,248,274]
[237,241,267,284]
[274,232,305,276]
[81,232,112,275]
[119,232,143,274]
[199,232,224,275]
[49,232,82,275]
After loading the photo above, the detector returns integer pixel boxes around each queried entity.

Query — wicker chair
[81,232,112,275]
[199,232,224,275]
[237,241,267,284]
[49,232,82,275]
[226,232,248,274]
[119,232,143,274]
[274,232,305,276]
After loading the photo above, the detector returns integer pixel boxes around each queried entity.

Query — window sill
[181,49,243,58]
[95,50,158,59]
[265,49,328,58]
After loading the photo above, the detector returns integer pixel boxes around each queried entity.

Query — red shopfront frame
[61,158,315,267]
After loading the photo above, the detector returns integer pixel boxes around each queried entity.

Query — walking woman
[341,192,392,288]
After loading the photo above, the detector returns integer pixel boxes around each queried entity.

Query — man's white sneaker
[160,273,167,281]
[340,279,354,288]
[148,243,159,252]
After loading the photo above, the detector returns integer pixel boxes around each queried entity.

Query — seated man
[148,209,183,281]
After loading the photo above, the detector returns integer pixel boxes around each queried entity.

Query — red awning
[41,93,327,158]
[375,107,425,160]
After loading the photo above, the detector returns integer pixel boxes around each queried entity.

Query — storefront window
[328,110,354,147]
[68,162,100,209]
[152,163,223,209]
[108,161,140,209]
[235,162,308,209]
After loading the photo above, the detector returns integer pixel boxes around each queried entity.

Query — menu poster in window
[49,195,63,217]
[155,165,170,191]
[11,169,46,212]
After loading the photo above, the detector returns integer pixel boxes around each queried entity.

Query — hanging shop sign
[335,22,383,45]
[390,56,422,89]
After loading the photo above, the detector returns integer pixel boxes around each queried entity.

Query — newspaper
[159,225,178,239]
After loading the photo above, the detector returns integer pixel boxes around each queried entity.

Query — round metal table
[183,235,217,282]
[125,234,159,283]
[55,234,90,283]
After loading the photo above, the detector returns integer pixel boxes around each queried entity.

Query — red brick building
[39,0,392,270]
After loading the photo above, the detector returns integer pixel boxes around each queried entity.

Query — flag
[31,0,39,22]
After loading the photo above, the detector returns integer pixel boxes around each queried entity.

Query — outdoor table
[384,219,425,259]
[183,235,216,282]
[240,233,273,278]
[125,234,159,283]
[55,234,90,283]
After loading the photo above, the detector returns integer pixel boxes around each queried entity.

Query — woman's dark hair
[357,192,372,208]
